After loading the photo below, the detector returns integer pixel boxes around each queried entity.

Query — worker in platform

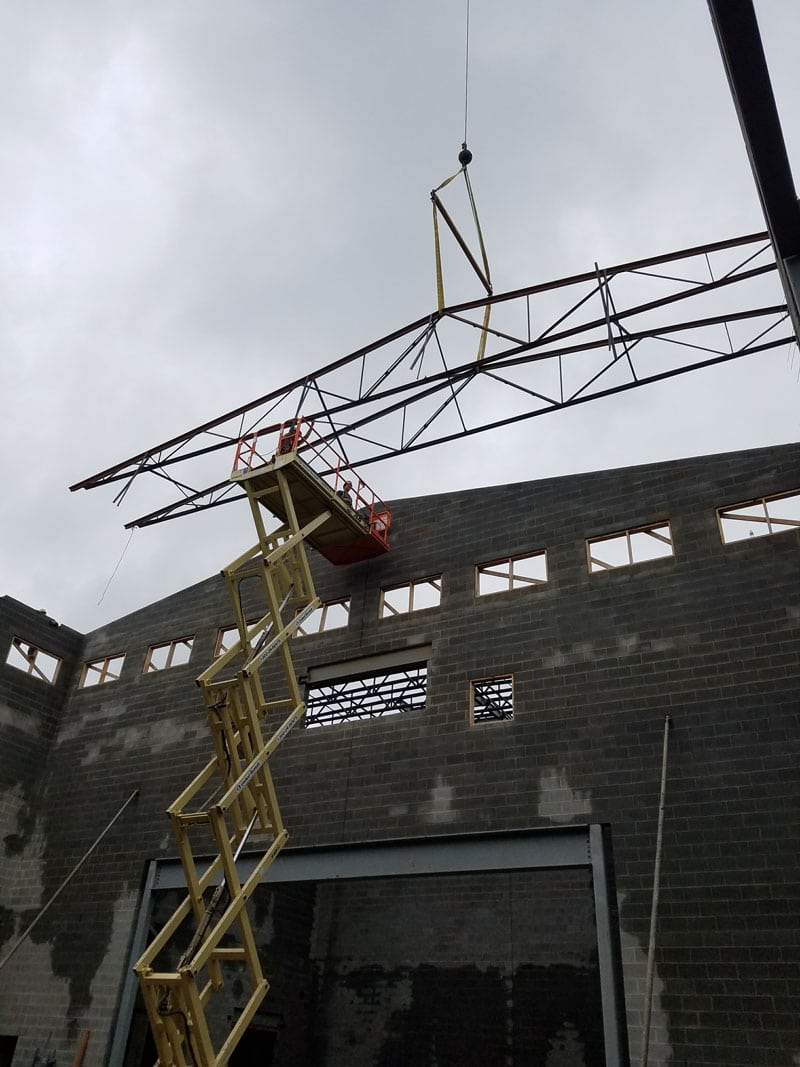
[337,480,353,507]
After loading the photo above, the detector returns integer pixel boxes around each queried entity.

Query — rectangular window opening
[294,598,351,637]
[305,661,428,729]
[5,638,62,684]
[215,625,240,658]
[587,521,674,572]
[717,489,800,543]
[470,674,514,723]
[79,654,126,688]
[380,577,441,618]
[477,550,548,595]
[143,637,195,673]
[214,621,262,658]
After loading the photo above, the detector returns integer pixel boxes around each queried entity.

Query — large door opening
[116,826,629,1067]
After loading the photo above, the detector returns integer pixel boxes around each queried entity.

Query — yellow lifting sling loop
[430,144,493,361]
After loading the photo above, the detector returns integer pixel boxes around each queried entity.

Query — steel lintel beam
[708,0,800,340]
[144,826,629,1064]
[154,825,593,890]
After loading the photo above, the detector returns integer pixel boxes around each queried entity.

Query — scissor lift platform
[135,425,392,1067]
[231,450,390,565]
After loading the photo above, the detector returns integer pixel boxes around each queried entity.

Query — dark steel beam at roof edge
[707,0,800,340]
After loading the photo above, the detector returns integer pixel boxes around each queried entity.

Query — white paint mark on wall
[87,887,138,1044]
[618,892,673,1067]
[56,700,128,744]
[617,633,640,656]
[80,718,206,764]
[0,939,71,1067]
[0,700,40,736]
[0,784,46,913]
[537,768,591,823]
[420,774,457,824]
[542,643,596,669]
[545,1020,585,1065]
[254,891,275,944]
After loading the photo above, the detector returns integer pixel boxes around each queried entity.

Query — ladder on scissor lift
[134,421,391,1067]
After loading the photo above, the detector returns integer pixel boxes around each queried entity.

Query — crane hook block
[458,142,473,167]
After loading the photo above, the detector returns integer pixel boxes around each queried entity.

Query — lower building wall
[1,444,799,1066]
[308,870,604,1067]
[122,869,605,1067]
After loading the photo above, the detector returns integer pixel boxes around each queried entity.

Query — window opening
[470,675,514,723]
[214,625,239,658]
[294,598,350,636]
[305,662,427,728]
[143,637,194,673]
[717,489,800,543]
[380,577,441,618]
[5,638,62,684]
[587,522,673,572]
[79,654,125,688]
[477,550,547,595]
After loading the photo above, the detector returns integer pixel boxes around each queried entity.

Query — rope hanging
[430,0,492,361]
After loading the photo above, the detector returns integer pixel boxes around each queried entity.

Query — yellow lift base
[134,432,390,1067]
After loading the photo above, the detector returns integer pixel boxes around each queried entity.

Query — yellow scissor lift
[134,421,391,1067]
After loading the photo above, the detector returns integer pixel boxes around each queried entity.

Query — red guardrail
[233,420,392,549]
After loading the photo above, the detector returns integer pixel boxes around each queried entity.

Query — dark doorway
[0,1036,18,1067]
[228,1027,277,1067]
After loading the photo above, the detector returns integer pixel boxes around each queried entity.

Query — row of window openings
[9,490,800,688]
[4,636,195,691]
[304,665,512,728]
[4,634,510,725]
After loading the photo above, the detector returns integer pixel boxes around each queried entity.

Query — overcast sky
[2,1,799,635]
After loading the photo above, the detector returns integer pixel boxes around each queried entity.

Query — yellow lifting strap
[431,145,493,361]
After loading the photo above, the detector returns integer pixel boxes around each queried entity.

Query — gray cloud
[1,1,798,632]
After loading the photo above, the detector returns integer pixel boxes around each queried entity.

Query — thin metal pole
[0,789,139,973]
[640,716,672,1066]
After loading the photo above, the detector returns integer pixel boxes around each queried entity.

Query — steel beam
[708,0,800,340]
[591,824,631,1067]
[108,860,158,1067]
[154,825,592,889]
[145,825,629,1062]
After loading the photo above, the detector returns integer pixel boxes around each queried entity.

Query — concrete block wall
[0,600,86,1067]
[0,583,232,1067]
[0,599,84,966]
[0,441,799,1066]
[0,599,85,845]
[308,868,603,1066]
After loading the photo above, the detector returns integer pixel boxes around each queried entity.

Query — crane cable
[463,0,471,146]
[431,0,492,360]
